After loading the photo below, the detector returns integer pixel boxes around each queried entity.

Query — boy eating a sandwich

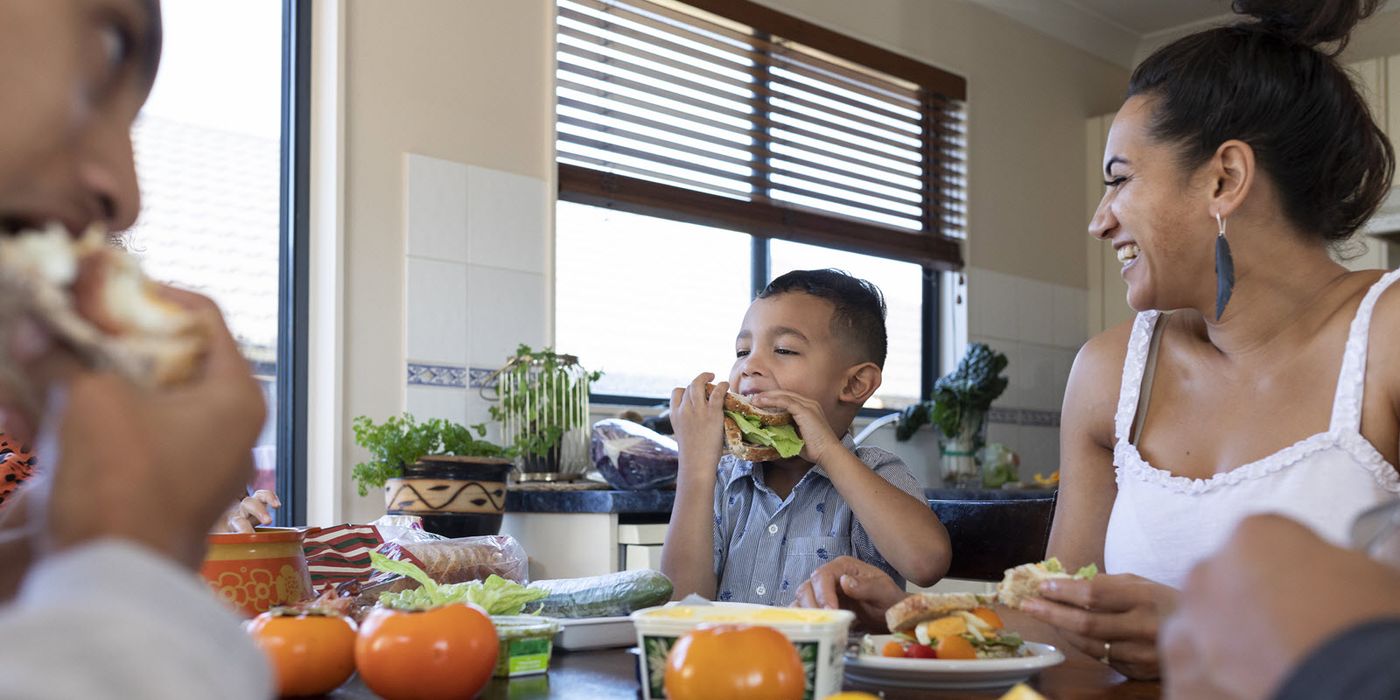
[661,269,951,605]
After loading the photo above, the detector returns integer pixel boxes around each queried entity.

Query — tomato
[881,640,906,658]
[355,604,498,700]
[934,634,978,660]
[247,611,357,697]
[905,643,936,659]
[665,624,804,700]
[972,607,1004,629]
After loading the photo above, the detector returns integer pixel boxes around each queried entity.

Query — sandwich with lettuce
[996,557,1099,609]
[706,386,804,461]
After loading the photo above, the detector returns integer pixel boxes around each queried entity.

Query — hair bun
[1232,0,1382,51]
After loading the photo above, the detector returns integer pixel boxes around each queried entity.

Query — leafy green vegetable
[371,552,548,614]
[895,343,1009,441]
[351,414,514,496]
[1038,557,1096,580]
[725,411,804,459]
[966,631,1023,651]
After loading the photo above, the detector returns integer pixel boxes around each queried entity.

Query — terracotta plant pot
[384,455,512,538]
[202,527,314,617]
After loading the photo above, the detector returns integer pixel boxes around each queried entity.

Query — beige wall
[336,0,554,522]
[752,0,1131,288]
[1139,9,1400,64]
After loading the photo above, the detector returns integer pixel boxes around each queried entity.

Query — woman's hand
[669,373,727,478]
[1020,573,1177,680]
[791,556,907,632]
[750,390,839,464]
[218,489,280,533]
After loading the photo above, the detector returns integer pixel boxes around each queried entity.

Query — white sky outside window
[125,1,282,488]
[555,202,753,401]
[768,241,924,409]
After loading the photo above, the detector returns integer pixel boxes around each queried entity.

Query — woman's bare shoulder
[1367,270,1400,406]
[1072,316,1136,386]
[1061,316,1138,448]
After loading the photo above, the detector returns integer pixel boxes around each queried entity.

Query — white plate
[554,616,636,651]
[843,636,1065,690]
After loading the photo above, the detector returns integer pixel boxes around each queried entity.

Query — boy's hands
[669,373,728,479]
[751,390,839,464]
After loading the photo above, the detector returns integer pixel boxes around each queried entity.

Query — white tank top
[1103,269,1400,588]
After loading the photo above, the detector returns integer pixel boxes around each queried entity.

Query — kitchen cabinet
[1085,112,1134,337]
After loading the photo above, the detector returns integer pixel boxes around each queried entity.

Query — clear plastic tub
[630,602,855,700]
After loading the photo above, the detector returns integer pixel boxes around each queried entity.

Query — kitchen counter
[506,484,676,515]
[505,483,1056,515]
[501,482,1057,580]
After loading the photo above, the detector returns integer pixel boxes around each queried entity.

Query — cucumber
[530,569,674,618]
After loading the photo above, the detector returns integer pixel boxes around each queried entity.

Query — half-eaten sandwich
[706,386,804,461]
[0,224,207,411]
[996,557,1099,610]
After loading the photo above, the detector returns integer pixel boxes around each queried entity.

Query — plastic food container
[492,615,561,678]
[630,602,855,700]
[554,616,636,651]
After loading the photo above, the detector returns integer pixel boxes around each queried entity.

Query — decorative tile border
[989,407,1061,428]
[406,363,467,388]
[468,368,499,389]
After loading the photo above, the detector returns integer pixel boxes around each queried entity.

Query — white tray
[554,616,636,651]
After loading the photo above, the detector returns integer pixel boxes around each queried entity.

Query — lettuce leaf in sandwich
[725,410,804,459]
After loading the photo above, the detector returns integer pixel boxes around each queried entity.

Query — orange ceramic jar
[202,527,314,617]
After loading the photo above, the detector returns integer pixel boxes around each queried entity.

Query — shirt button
[756,584,767,596]
[767,524,779,535]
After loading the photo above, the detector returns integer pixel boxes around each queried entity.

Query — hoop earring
[1214,212,1235,321]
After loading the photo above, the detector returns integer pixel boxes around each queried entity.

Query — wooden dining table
[329,644,1162,699]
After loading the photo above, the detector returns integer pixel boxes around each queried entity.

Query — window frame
[555,0,962,413]
[274,0,312,526]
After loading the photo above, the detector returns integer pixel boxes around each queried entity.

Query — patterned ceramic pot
[384,455,512,538]
[202,527,314,617]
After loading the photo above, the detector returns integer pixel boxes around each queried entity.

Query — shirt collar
[722,433,857,489]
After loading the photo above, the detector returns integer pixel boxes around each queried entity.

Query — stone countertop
[505,483,1056,514]
[505,483,677,514]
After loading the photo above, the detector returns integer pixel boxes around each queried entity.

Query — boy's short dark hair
[757,269,887,368]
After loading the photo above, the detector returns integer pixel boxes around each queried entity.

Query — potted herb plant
[488,344,602,480]
[895,343,1010,487]
[352,414,516,537]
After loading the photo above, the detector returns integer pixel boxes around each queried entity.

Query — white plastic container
[554,616,635,651]
[630,602,855,700]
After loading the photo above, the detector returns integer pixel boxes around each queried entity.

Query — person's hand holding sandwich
[0,225,267,587]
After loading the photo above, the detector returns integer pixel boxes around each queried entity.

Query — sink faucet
[852,412,902,445]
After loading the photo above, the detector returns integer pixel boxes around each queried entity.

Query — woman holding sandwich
[796,0,1400,681]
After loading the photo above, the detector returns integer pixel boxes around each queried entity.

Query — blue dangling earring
[1214,212,1234,321]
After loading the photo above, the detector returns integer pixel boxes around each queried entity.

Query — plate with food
[843,592,1065,690]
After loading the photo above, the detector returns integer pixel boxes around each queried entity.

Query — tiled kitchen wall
[965,266,1088,481]
[402,154,549,441]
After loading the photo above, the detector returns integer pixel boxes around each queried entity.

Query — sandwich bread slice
[996,557,1098,610]
[705,385,804,461]
[0,224,207,413]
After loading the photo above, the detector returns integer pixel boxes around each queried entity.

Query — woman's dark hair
[1128,0,1394,242]
[758,268,887,368]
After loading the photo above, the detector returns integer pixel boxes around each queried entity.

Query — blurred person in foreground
[1161,514,1400,700]
[0,1,272,697]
